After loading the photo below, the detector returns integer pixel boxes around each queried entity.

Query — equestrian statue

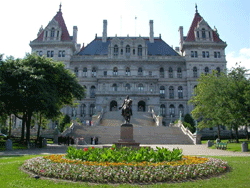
[119,95,133,123]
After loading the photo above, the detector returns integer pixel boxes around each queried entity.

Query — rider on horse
[120,95,133,122]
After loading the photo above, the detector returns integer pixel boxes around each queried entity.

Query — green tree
[183,114,196,133]
[0,54,85,142]
[58,114,71,132]
[189,65,250,142]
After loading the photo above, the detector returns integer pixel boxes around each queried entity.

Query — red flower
[41,169,45,173]
[83,148,88,152]
[223,166,227,169]
[179,172,183,174]
[91,147,95,149]
[111,147,114,150]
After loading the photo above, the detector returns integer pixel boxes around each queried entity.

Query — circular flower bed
[22,146,228,184]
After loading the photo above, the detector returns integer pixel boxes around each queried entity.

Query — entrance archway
[138,101,146,112]
[110,100,118,111]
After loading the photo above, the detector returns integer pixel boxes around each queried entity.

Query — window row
[196,28,212,39]
[160,104,184,117]
[160,86,184,99]
[36,50,65,58]
[74,67,183,78]
[191,51,221,58]
[192,66,220,77]
[71,104,95,117]
[114,45,143,57]
[45,27,60,38]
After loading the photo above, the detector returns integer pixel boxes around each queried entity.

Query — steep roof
[78,37,180,56]
[185,12,222,42]
[33,9,71,42]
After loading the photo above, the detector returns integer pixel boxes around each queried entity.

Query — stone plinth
[114,123,140,148]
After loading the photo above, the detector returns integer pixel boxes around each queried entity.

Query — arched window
[178,86,183,99]
[114,45,118,56]
[202,28,206,38]
[125,67,131,76]
[169,104,175,117]
[177,67,182,78]
[51,28,55,37]
[178,104,184,117]
[113,67,118,76]
[216,67,221,76]
[138,83,143,92]
[138,67,143,76]
[160,67,164,78]
[125,83,130,91]
[205,67,209,75]
[160,104,166,116]
[83,67,87,77]
[126,45,130,54]
[90,104,95,116]
[112,83,118,91]
[74,67,78,77]
[193,67,197,78]
[160,86,165,98]
[90,86,96,98]
[80,104,86,117]
[138,45,142,56]
[169,67,173,78]
[169,86,174,99]
[92,67,96,77]
[83,85,87,98]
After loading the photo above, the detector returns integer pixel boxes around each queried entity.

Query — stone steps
[71,125,194,145]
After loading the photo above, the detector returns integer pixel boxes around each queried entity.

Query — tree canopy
[189,65,250,142]
[0,53,85,141]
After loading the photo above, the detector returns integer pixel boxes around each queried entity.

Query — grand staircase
[71,111,194,145]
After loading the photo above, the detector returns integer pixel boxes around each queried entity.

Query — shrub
[183,122,196,133]
[66,145,183,163]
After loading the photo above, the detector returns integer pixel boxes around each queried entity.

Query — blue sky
[0,0,249,70]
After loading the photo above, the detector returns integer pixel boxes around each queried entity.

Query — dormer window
[51,28,55,37]
[209,31,211,38]
[45,31,48,38]
[196,31,199,38]
[126,45,130,54]
[114,45,118,56]
[57,31,59,38]
[138,45,142,57]
[202,28,206,38]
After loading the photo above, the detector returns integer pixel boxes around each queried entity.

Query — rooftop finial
[195,3,198,13]
[59,3,62,12]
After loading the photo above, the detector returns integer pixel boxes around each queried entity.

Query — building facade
[30,5,227,126]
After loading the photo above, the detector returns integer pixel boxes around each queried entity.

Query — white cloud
[226,48,250,71]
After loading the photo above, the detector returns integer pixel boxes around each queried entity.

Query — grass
[201,139,250,152]
[0,155,250,187]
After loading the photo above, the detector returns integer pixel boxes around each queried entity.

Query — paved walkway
[1,144,250,156]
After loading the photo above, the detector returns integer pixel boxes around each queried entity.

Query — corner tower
[29,4,81,68]
[180,4,227,112]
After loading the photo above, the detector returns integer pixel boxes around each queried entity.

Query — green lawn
[0,155,250,187]
[201,139,250,152]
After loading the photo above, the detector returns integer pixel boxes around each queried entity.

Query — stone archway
[138,101,146,112]
[110,100,118,111]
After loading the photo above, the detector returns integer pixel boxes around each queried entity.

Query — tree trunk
[37,113,42,139]
[235,125,239,143]
[217,125,221,139]
[21,113,27,142]
[26,111,32,144]
[8,115,12,138]
[245,125,249,140]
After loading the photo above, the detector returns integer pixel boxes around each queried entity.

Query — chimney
[149,20,154,43]
[102,20,107,42]
[73,26,78,43]
[178,26,183,47]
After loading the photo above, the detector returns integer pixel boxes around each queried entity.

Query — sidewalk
[1,144,250,156]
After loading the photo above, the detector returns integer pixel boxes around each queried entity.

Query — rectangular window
[149,71,152,76]
[206,51,209,58]
[218,52,221,58]
[191,51,194,58]
[62,51,65,57]
[121,49,123,55]
[47,51,50,57]
[195,51,198,58]
[39,51,43,56]
[214,52,217,58]
[104,71,107,77]
[202,51,205,58]
[58,51,62,57]
[57,31,59,37]
[133,49,135,55]
[51,51,54,57]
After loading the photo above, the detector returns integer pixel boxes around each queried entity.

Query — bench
[215,142,227,150]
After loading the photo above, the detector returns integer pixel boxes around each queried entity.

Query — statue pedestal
[114,124,140,148]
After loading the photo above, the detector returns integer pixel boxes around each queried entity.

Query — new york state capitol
[30,5,227,126]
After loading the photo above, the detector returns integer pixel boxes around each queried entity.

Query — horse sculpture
[119,95,133,123]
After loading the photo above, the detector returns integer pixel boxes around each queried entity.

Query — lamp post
[170,114,172,124]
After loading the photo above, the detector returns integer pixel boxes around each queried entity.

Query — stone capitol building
[30,5,227,127]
